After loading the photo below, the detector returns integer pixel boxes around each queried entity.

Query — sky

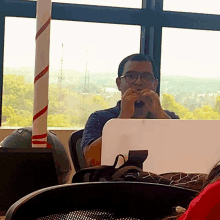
[3,0,220,79]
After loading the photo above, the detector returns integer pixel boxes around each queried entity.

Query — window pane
[27,0,142,9]
[160,27,220,119]
[163,0,220,15]
[2,17,140,128]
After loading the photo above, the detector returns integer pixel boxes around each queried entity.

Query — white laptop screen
[101,119,220,174]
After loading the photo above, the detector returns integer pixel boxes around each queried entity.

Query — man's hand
[84,137,102,167]
[119,88,140,119]
[139,89,164,117]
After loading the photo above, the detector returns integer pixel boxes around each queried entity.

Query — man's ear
[116,77,121,91]
[153,79,158,92]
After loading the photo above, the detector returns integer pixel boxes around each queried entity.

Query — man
[81,53,179,167]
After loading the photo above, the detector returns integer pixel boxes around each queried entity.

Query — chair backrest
[5,181,197,220]
[68,129,87,172]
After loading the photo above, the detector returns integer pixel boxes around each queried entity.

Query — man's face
[116,60,158,95]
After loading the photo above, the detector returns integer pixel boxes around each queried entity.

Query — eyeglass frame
[120,71,156,84]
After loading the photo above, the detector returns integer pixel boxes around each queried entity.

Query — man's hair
[118,53,158,79]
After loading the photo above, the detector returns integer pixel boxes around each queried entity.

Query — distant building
[198,93,206,98]
[105,87,119,99]
[105,87,118,93]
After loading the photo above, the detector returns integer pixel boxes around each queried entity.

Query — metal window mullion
[148,0,156,58]
[149,26,154,58]
[140,25,154,58]
[141,0,158,93]
[153,0,163,96]
[140,0,155,56]
[140,26,146,54]
[2,1,220,29]
[154,24,162,96]
[149,0,155,59]
[140,0,147,54]
[2,1,143,25]
[0,14,5,126]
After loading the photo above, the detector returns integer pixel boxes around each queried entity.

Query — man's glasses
[120,72,156,84]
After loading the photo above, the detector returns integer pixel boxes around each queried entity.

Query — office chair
[5,181,197,220]
[68,129,87,172]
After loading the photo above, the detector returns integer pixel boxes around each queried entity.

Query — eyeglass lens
[124,72,155,83]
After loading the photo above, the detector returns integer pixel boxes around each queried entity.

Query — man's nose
[134,75,143,84]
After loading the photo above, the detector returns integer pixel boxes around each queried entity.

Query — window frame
[1,0,220,125]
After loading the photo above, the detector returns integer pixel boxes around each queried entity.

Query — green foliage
[161,93,220,120]
[214,95,220,113]
[2,74,220,128]
[47,114,71,127]
[3,75,33,112]
[193,105,220,120]
[161,94,192,119]
[2,105,32,127]
[2,105,15,117]
[2,74,110,128]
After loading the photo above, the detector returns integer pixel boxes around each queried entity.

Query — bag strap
[112,154,125,167]
[118,150,148,169]
[111,166,143,181]
[72,155,125,182]
[72,152,148,183]
[72,165,110,182]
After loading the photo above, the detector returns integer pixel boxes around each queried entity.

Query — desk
[0,216,5,220]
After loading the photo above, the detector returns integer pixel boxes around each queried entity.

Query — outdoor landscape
[2,67,220,128]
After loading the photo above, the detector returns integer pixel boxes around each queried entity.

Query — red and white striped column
[32,0,52,148]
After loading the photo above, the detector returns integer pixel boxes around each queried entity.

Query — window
[160,27,220,119]
[2,17,35,128]
[163,0,220,15]
[2,17,140,128]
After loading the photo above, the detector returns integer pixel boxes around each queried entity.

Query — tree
[161,93,193,119]
[2,106,32,127]
[8,73,220,127]
[193,105,220,120]
[214,95,220,114]
[47,114,71,127]
[161,93,220,120]
[3,75,33,113]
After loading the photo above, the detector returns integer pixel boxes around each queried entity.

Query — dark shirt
[81,101,180,152]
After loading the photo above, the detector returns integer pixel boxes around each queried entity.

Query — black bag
[72,150,171,185]
[72,150,207,193]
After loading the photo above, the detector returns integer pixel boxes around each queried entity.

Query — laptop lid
[101,119,220,174]
[0,148,59,212]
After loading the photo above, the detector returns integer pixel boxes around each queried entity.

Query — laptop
[101,119,220,174]
[0,148,59,212]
